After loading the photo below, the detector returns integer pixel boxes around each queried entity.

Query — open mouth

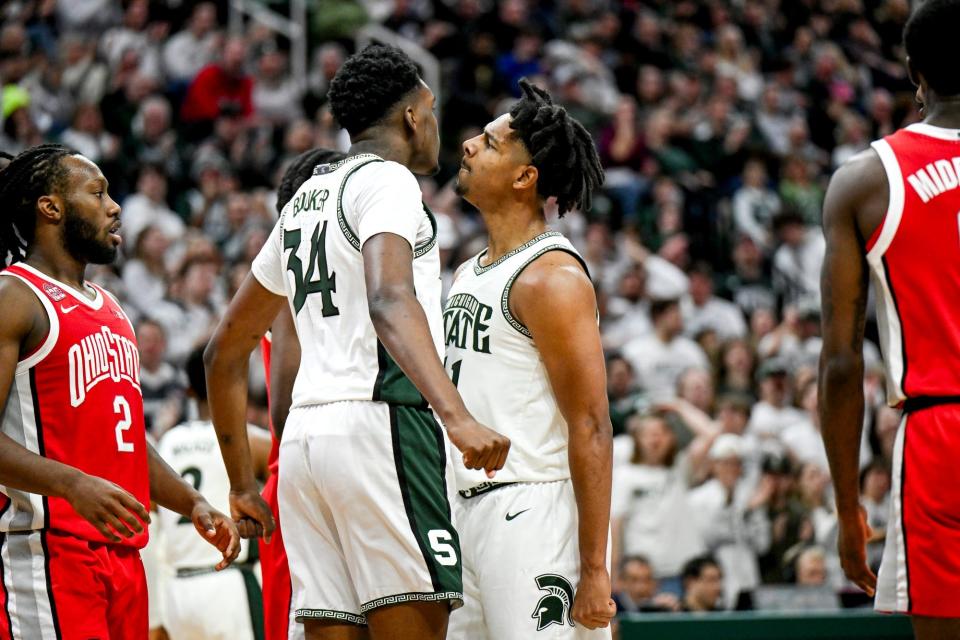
[460,159,469,172]
[108,222,122,244]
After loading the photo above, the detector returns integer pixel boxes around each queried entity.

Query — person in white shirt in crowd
[771,208,824,307]
[59,103,121,165]
[732,158,780,252]
[623,298,709,398]
[688,434,772,609]
[162,2,220,85]
[122,224,171,316]
[612,411,706,596]
[137,318,187,437]
[676,367,715,415]
[121,164,186,247]
[747,357,805,441]
[603,263,653,351]
[682,261,747,341]
[152,254,222,365]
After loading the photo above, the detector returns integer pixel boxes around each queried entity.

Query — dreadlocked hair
[276,148,346,214]
[0,144,73,267]
[508,79,605,216]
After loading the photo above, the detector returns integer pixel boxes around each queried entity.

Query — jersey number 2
[114,395,134,453]
[284,221,340,316]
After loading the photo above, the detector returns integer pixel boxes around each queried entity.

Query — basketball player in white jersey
[204,45,509,640]
[445,79,615,639]
[155,346,272,640]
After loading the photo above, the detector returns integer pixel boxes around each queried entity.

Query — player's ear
[37,194,64,223]
[403,104,418,135]
[514,164,538,192]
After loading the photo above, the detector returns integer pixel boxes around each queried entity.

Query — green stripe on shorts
[389,404,463,599]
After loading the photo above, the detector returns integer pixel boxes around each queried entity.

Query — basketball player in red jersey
[0,144,240,640]
[820,2,960,637]
[257,148,344,640]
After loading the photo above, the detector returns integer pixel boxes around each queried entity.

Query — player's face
[457,113,531,207]
[410,80,440,175]
[60,155,122,265]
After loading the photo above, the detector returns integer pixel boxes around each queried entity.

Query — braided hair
[276,148,346,213]
[0,144,74,267]
[508,79,605,216]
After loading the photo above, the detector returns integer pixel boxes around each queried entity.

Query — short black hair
[276,148,346,213]
[649,298,680,321]
[0,144,74,267]
[328,44,422,137]
[682,555,720,582]
[904,0,960,96]
[508,78,605,216]
[619,554,653,572]
[185,344,208,401]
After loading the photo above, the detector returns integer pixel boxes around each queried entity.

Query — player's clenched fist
[229,487,276,542]
[571,567,617,630]
[446,414,511,478]
[64,473,150,543]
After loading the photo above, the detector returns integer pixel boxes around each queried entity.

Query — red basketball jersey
[260,333,280,473]
[867,123,960,405]
[0,263,149,547]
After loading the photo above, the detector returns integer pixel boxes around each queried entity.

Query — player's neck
[347,134,410,167]
[482,207,547,264]
[23,245,88,292]
[921,94,960,129]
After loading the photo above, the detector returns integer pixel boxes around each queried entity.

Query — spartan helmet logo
[530,574,575,631]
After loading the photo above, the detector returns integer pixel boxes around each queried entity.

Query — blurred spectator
[181,37,253,125]
[59,34,110,105]
[253,45,303,124]
[612,412,705,594]
[122,164,185,248]
[623,298,708,398]
[771,209,826,307]
[151,254,222,365]
[682,262,747,341]
[137,318,186,436]
[59,103,120,165]
[681,555,725,612]
[127,95,184,186]
[689,434,772,608]
[614,556,681,614]
[861,461,891,571]
[732,159,780,252]
[122,225,171,316]
[794,546,829,587]
[162,2,219,84]
[607,353,642,437]
[748,357,805,441]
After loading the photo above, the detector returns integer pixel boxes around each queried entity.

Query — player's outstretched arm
[362,232,510,475]
[146,442,240,570]
[511,252,616,630]
[0,278,151,543]
[205,272,286,541]
[818,150,887,597]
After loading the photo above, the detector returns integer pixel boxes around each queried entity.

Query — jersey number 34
[284,220,340,316]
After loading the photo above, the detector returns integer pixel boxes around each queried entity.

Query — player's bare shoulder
[825,147,889,239]
[509,248,595,329]
[0,272,49,349]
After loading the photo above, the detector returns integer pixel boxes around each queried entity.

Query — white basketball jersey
[444,231,586,491]
[157,420,252,568]
[251,154,443,409]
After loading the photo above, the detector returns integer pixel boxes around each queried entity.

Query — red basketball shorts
[260,472,295,640]
[0,530,146,640]
[876,403,960,617]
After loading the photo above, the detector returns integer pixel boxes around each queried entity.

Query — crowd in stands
[1,0,919,615]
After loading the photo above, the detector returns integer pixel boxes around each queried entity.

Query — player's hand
[837,506,877,596]
[571,567,617,629]
[446,415,510,478]
[228,488,276,543]
[190,500,241,571]
[64,473,150,543]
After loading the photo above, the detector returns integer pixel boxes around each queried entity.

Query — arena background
[0,0,919,637]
